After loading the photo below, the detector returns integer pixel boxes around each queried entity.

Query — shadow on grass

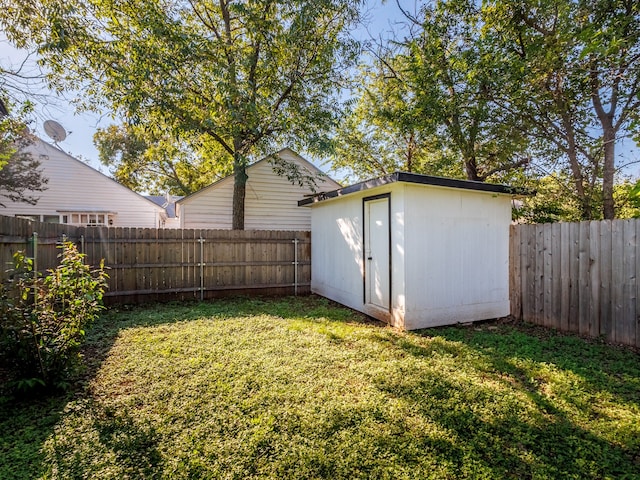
[366,325,640,478]
[0,295,370,479]
[0,305,129,479]
[43,401,163,478]
[0,395,66,480]
[427,323,640,408]
[3,297,638,479]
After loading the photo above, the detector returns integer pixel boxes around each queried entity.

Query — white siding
[309,183,406,328]
[310,193,365,312]
[178,149,340,230]
[0,139,166,228]
[402,185,511,329]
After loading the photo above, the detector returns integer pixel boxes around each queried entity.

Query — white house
[299,172,522,330]
[176,148,340,230]
[0,137,169,228]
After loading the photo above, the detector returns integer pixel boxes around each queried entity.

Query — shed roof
[298,172,530,206]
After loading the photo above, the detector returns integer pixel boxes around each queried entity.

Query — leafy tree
[332,58,457,182]
[94,123,231,195]
[484,0,640,220]
[614,179,640,219]
[0,97,47,206]
[1,0,362,229]
[512,173,586,223]
[337,0,531,184]
[405,0,531,182]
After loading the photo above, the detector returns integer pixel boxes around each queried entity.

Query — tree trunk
[464,155,481,181]
[602,126,616,220]
[565,149,593,221]
[559,108,594,220]
[232,152,248,230]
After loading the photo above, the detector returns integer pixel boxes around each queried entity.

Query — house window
[43,215,60,224]
[61,212,115,227]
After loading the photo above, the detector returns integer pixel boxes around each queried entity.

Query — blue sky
[0,1,408,175]
[1,0,638,182]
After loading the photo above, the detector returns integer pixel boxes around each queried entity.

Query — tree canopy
[333,0,531,184]
[1,0,362,228]
[94,123,231,195]
[485,0,640,220]
[0,97,48,207]
[3,0,640,222]
[335,0,640,221]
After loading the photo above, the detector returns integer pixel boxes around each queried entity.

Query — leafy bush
[0,242,108,393]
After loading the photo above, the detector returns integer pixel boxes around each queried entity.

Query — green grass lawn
[1,296,639,479]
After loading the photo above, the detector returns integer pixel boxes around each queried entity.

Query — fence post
[31,232,38,305]
[32,232,38,276]
[293,237,299,296]
[198,237,205,301]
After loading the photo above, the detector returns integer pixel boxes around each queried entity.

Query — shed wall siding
[310,193,365,311]
[0,139,164,228]
[180,150,340,230]
[309,181,512,330]
[310,184,407,327]
[402,185,511,329]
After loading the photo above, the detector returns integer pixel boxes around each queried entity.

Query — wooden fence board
[509,225,522,318]
[568,222,580,333]
[551,223,562,328]
[560,222,570,331]
[623,220,637,346]
[522,224,533,321]
[0,216,311,305]
[611,221,624,343]
[588,221,600,338]
[543,224,552,328]
[578,221,590,336]
[510,218,640,348]
[600,220,612,338]
[637,220,640,348]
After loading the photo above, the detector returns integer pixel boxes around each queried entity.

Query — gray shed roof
[298,172,530,206]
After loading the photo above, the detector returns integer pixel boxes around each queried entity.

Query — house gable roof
[34,137,167,214]
[298,171,531,206]
[176,147,340,206]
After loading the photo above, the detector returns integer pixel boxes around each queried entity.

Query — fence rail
[5,216,640,347]
[510,219,640,348]
[0,216,310,304]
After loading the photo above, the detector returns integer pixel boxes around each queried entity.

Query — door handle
[367,256,373,260]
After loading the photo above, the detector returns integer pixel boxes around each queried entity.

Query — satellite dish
[43,120,67,143]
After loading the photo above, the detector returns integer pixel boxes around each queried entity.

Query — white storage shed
[299,172,521,330]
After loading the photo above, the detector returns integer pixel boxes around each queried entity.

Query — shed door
[364,196,390,311]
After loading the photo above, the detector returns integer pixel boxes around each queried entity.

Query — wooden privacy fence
[510,219,640,348]
[0,216,310,304]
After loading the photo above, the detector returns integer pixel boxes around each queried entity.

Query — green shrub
[0,242,108,393]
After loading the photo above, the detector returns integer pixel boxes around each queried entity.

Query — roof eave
[298,172,532,206]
